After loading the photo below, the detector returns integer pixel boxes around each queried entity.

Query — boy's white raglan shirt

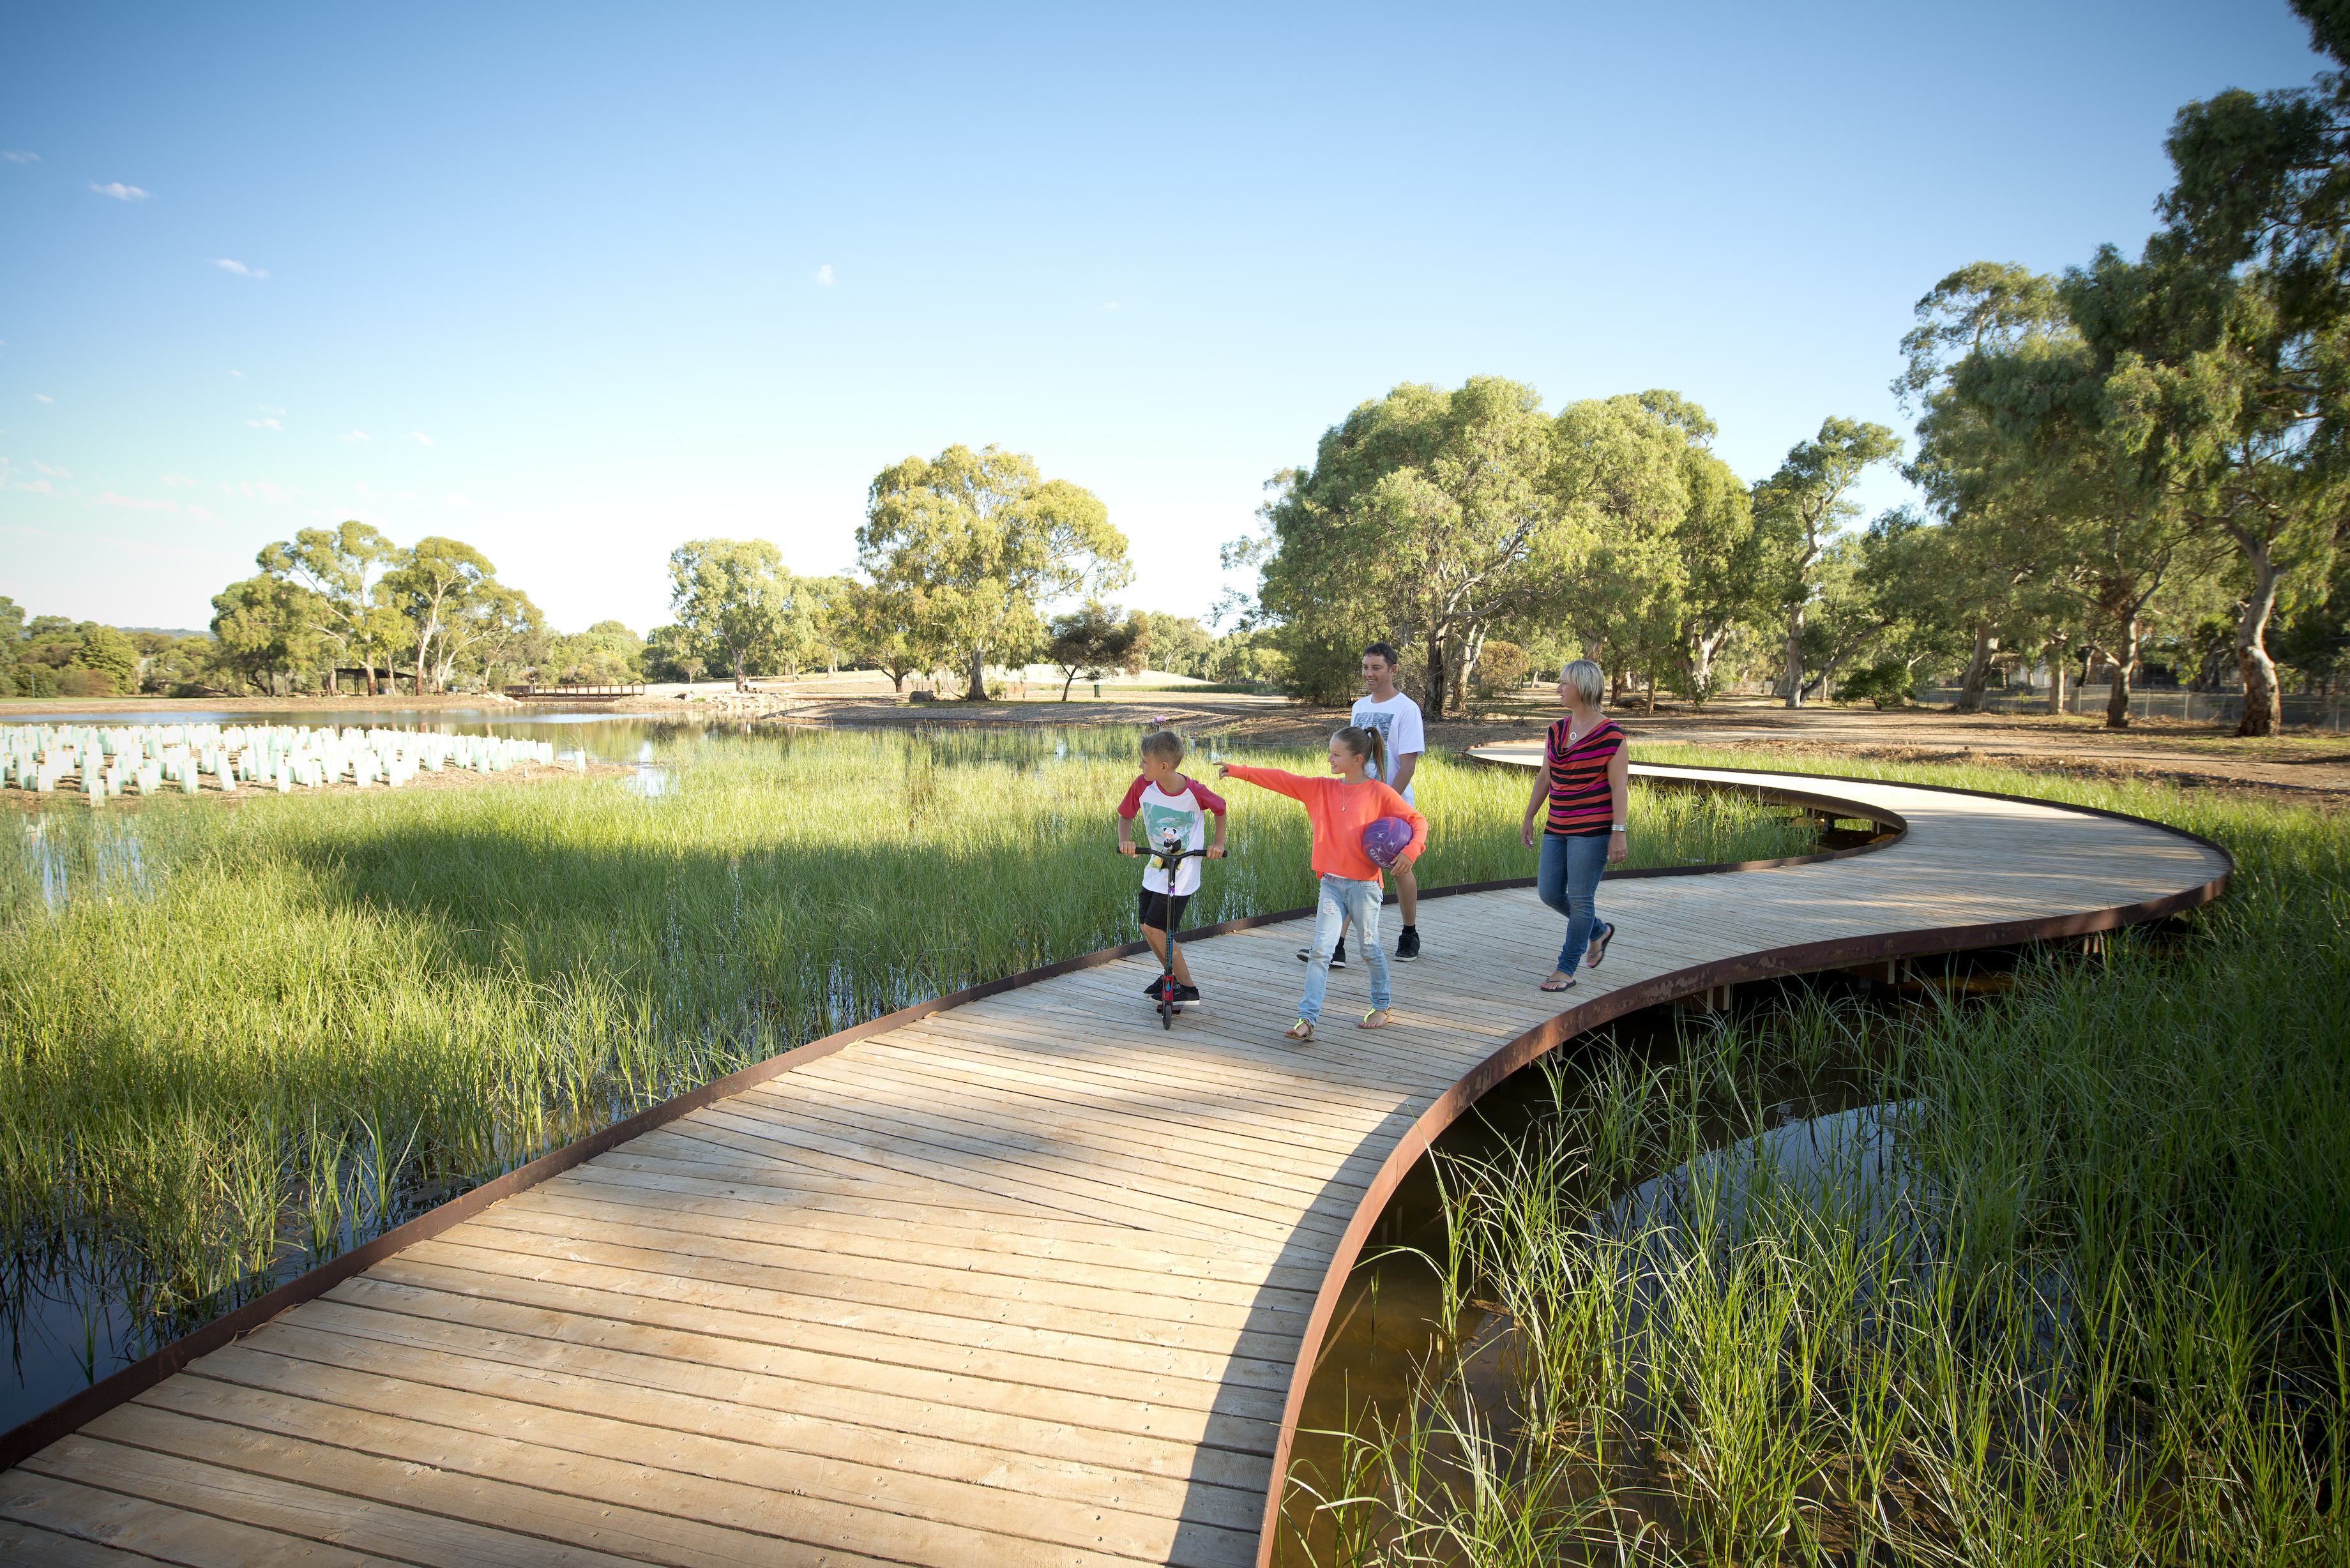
[1118,775,1226,896]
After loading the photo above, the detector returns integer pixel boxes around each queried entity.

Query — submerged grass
[0,725,1808,1419]
[1286,757,2350,1565]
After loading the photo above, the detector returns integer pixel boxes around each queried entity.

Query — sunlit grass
[1285,762,2350,1565]
[0,725,1809,1406]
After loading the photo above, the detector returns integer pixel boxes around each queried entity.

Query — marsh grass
[0,725,1808,1419]
[1285,761,2350,1565]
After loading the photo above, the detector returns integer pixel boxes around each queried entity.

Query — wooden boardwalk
[0,764,2229,1567]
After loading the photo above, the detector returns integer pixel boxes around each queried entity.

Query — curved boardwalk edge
[0,765,2232,1568]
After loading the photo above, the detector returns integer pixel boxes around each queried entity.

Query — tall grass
[1287,760,2350,1565]
[0,726,1808,1416]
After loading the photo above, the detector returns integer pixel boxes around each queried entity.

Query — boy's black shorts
[1138,887,1190,933]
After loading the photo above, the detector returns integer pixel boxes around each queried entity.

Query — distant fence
[1912,686,2346,729]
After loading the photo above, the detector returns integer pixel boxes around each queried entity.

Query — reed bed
[0,725,1807,1422]
[1286,758,2350,1566]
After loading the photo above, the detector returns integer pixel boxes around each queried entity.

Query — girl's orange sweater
[1224,765,1429,882]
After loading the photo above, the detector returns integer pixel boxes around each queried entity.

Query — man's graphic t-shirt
[1349,690,1426,803]
[1117,774,1228,896]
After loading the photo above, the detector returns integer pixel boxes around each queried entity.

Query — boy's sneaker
[1395,928,1421,963]
[1142,974,1175,996]
[1174,984,1201,1004]
[1297,940,1347,967]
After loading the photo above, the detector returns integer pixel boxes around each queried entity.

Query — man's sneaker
[1296,940,1348,967]
[1395,928,1421,963]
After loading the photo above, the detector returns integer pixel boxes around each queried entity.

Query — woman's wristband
[1611,825,1626,833]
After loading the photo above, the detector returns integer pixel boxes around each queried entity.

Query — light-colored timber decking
[1,763,2229,1567]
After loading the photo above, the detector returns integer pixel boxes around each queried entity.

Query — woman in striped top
[1518,658,1628,992]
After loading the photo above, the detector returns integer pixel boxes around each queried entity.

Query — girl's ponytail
[1334,725,1386,779]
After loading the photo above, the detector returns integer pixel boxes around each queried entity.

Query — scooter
[1143,828,1219,1031]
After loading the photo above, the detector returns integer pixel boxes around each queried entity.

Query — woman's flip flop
[1586,923,1617,969]
[1285,1018,1315,1043]
[1540,970,1577,992]
[1358,1009,1391,1030]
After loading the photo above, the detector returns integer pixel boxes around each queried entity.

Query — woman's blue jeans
[1536,832,1609,974]
[1299,873,1390,1024]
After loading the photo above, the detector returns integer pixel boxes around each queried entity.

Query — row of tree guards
[3,723,563,800]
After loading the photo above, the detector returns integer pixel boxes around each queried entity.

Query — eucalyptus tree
[1751,418,1902,706]
[2064,243,2342,735]
[858,446,1125,702]
[208,575,324,696]
[1637,391,1761,704]
[1255,377,1595,714]
[2112,2,2350,733]
[257,521,409,695]
[1548,393,1698,707]
[665,538,796,691]
[381,537,502,694]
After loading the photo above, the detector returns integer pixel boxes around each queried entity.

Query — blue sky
[0,1,2327,637]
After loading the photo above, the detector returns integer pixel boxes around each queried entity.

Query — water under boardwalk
[0,762,2230,1567]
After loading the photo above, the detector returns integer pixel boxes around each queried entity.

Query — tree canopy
[857,445,1126,700]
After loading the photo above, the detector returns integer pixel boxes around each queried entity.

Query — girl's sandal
[1539,970,1577,992]
[1284,1018,1315,1043]
[1586,923,1618,969]
[1358,1009,1392,1030]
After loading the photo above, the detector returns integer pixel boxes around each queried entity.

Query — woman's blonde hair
[1333,725,1387,778]
[1563,659,1605,706]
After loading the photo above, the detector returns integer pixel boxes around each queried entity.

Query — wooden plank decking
[0,765,2230,1567]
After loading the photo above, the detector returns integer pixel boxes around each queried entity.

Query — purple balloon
[1361,815,1413,868]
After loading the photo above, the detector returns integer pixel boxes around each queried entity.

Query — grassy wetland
[0,725,1810,1431]
[1285,751,2350,1567]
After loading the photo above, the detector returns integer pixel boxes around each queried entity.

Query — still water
[13,704,699,764]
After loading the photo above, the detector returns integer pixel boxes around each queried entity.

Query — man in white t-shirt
[1298,641,1426,967]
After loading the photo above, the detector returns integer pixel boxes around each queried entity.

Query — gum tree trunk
[2233,539,2286,737]
[1783,603,1807,707]
[1956,626,1997,713]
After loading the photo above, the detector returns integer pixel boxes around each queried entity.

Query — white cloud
[33,394,52,403]
[90,182,149,201]
[214,259,269,278]
[32,461,68,478]
[252,480,289,502]
[189,506,217,522]
[244,416,283,431]
[335,429,370,442]
[10,479,54,495]
[95,492,179,513]
[448,493,473,509]
[228,369,245,379]
[1,151,36,165]
[256,403,285,415]
[161,472,197,486]
[815,264,835,286]
[1105,301,1120,310]
[407,431,432,445]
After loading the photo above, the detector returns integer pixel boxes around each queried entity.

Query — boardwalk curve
[0,763,2229,1567]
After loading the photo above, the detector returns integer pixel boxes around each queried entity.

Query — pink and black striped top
[1544,716,1625,836]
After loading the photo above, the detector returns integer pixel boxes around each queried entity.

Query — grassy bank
[0,727,1809,1419]
[1289,752,2350,1565]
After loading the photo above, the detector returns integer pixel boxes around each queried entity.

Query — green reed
[0,725,1807,1404]
[1287,757,2350,1565]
